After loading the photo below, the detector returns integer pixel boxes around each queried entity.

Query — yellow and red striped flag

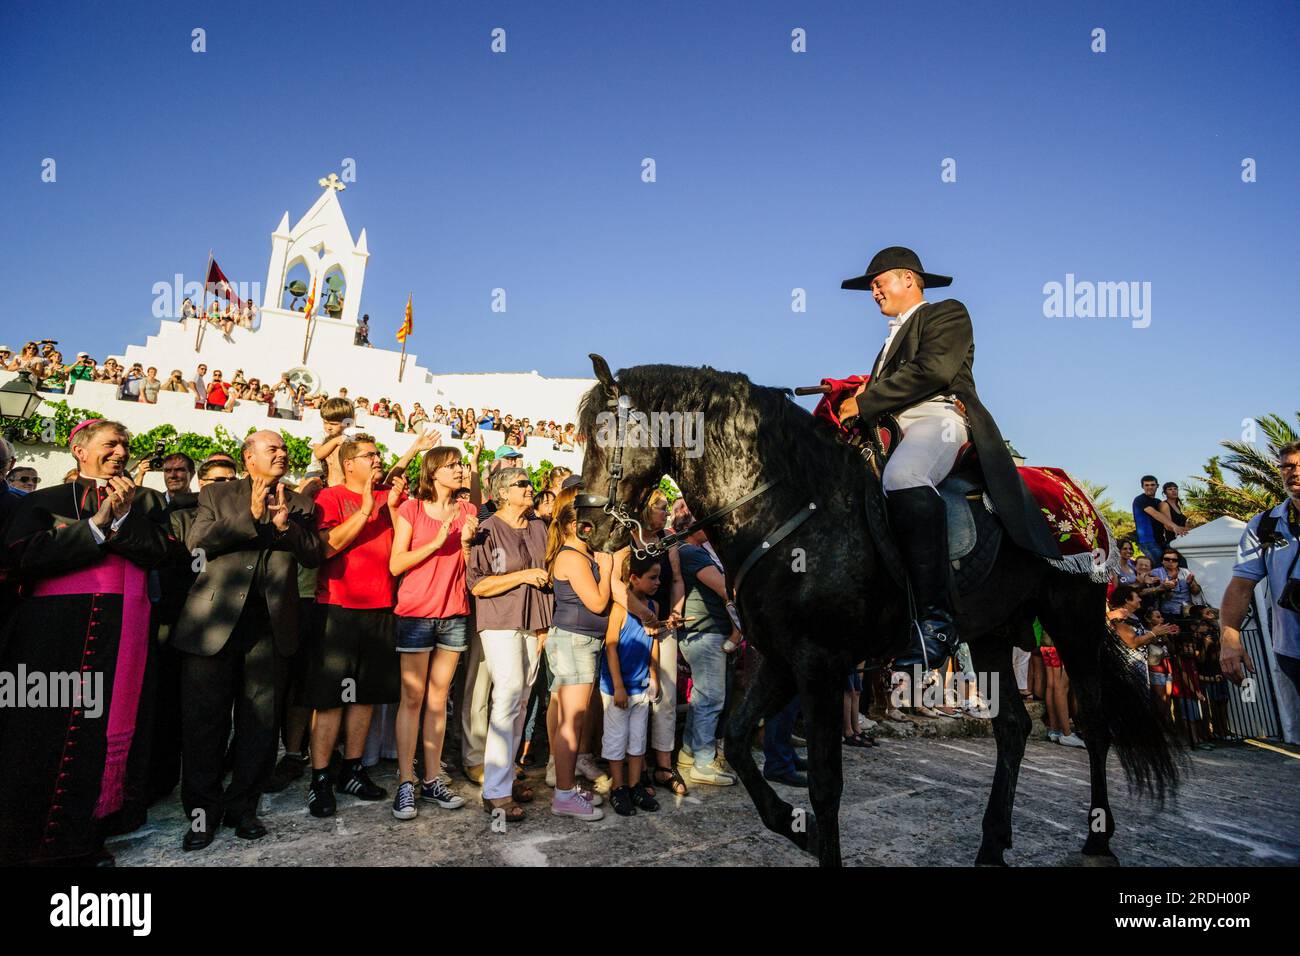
[301,274,318,319]
[396,294,413,342]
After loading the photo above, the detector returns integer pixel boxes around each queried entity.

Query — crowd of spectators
[3,341,582,451]
[0,409,806,866]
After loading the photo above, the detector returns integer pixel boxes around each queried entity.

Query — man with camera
[1220,441,1300,742]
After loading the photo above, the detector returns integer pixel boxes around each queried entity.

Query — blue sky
[1,0,1296,502]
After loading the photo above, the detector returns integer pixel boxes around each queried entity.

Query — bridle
[574,386,818,588]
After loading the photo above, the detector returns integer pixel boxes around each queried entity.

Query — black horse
[575,355,1179,867]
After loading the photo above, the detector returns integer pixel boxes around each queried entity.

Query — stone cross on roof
[318,173,346,192]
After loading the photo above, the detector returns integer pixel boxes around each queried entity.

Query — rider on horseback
[839,247,1060,671]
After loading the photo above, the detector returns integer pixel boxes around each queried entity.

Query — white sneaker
[676,747,694,769]
[1057,733,1087,749]
[688,759,736,786]
[963,699,992,720]
[859,716,878,732]
[574,753,602,780]
[1046,729,1062,743]
[545,756,556,788]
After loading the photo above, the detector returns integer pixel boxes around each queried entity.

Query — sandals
[843,732,875,748]
[511,781,535,804]
[631,782,659,812]
[652,766,689,797]
[610,786,635,816]
[482,797,526,822]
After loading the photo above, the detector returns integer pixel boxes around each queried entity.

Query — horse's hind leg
[795,657,845,867]
[1080,727,1117,861]
[971,635,1030,866]
[722,652,805,851]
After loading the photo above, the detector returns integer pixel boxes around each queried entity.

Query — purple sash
[33,555,150,818]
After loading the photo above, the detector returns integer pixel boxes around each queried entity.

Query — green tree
[1077,478,1135,542]
[1186,412,1297,522]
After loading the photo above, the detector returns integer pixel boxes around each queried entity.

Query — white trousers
[601,692,651,761]
[460,629,492,768]
[479,628,541,800]
[649,631,679,753]
[882,403,969,493]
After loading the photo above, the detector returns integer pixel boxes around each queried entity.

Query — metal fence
[1223,609,1283,740]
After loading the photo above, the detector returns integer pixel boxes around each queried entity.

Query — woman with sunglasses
[389,440,483,819]
[466,467,553,822]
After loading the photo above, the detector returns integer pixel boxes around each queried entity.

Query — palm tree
[1186,412,1297,522]
[1077,478,1135,542]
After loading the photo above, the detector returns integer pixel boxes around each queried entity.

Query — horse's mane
[578,364,864,498]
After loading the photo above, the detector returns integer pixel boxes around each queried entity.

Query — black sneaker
[307,771,336,818]
[610,785,636,817]
[337,764,387,801]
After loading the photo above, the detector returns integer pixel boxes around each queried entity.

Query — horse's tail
[1091,629,1181,800]
[1041,582,1182,801]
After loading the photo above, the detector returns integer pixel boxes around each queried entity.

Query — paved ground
[108,734,1299,867]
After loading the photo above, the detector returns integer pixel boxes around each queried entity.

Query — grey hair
[0,436,14,473]
[1278,440,1300,462]
[489,466,530,504]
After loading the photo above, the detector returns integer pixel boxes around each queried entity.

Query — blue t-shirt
[1132,493,1163,546]
[600,599,655,696]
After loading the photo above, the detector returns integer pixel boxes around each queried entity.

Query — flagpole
[195,250,212,352]
[397,294,411,382]
[301,274,316,364]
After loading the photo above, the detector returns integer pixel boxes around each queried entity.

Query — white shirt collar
[889,300,928,330]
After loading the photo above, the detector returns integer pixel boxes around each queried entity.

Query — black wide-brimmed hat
[841,246,952,291]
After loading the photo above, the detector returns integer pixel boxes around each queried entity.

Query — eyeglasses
[349,452,382,461]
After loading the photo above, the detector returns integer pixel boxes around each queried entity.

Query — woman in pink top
[388,442,483,819]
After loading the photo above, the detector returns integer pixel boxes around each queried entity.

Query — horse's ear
[589,353,617,394]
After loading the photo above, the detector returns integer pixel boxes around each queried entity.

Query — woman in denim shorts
[388,442,483,818]
[544,490,613,817]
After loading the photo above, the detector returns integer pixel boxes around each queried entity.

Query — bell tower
[262,174,370,327]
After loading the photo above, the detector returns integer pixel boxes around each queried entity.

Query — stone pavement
[108,734,1299,867]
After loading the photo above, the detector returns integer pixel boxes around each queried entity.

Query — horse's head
[574,353,670,553]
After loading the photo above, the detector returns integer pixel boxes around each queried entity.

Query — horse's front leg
[972,639,1028,865]
[722,652,803,849]
[796,662,846,867]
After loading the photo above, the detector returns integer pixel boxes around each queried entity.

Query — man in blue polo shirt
[1221,441,1300,742]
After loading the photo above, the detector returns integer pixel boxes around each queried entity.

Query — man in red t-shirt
[205,370,230,411]
[305,434,407,817]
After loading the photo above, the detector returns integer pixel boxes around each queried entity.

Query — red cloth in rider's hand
[812,375,870,432]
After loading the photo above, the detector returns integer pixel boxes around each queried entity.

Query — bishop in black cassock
[0,421,175,865]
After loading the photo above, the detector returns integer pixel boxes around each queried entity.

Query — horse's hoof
[974,851,1008,867]
[791,809,819,856]
[1078,851,1120,867]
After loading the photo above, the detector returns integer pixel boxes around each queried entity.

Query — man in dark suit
[841,247,1059,669]
[0,419,175,865]
[141,453,239,805]
[170,431,321,850]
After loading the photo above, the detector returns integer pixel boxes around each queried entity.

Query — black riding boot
[887,486,960,672]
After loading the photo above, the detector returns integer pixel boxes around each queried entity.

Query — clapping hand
[414,427,441,453]
[107,476,135,521]
[460,513,479,545]
[267,484,290,532]
[250,476,271,521]
[388,473,409,501]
